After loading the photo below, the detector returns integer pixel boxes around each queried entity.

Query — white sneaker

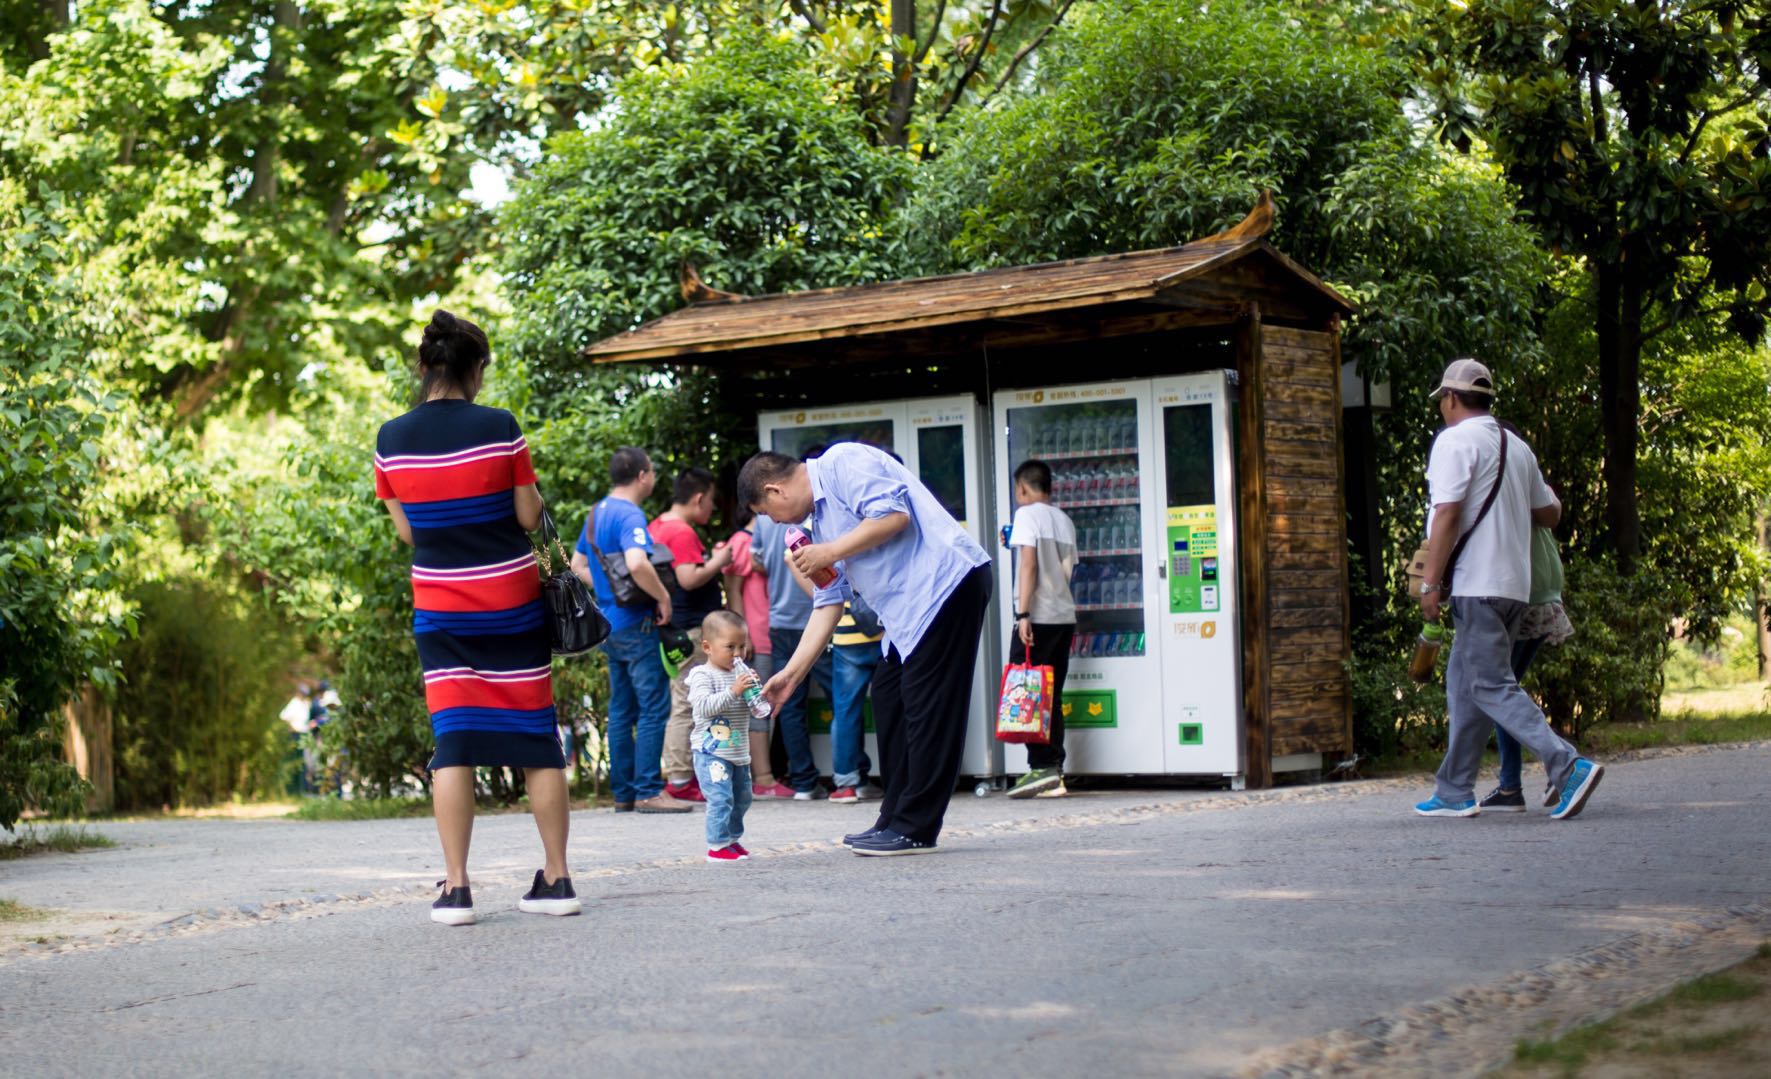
[1034,779,1069,799]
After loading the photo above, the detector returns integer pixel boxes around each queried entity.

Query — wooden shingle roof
[583,237,1353,365]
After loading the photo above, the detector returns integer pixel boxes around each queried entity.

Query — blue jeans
[831,642,880,788]
[769,627,831,793]
[1494,635,1547,791]
[602,621,671,804]
[693,752,753,848]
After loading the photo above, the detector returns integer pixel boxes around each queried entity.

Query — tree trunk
[884,0,917,149]
[1757,512,1770,680]
[62,685,114,813]
[1594,257,1642,577]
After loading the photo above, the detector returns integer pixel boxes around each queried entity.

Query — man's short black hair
[609,446,651,486]
[672,466,717,505]
[737,451,799,508]
[1013,459,1052,494]
[1450,390,1493,412]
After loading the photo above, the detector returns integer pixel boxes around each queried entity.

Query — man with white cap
[1413,358,1604,820]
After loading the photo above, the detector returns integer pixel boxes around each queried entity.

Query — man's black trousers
[870,564,993,843]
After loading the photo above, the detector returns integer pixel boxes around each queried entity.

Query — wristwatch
[1014,611,1031,620]
[1418,582,1442,596]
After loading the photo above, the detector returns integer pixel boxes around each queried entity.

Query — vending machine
[755,395,1003,781]
[993,371,1243,778]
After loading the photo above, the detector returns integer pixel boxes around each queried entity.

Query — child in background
[686,610,758,862]
[1004,459,1078,799]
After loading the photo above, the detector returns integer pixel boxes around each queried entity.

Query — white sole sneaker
[517,897,582,916]
[1035,781,1069,799]
[430,907,477,926]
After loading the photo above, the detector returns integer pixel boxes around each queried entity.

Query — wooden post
[1327,316,1354,753]
[61,684,114,812]
[1235,305,1272,789]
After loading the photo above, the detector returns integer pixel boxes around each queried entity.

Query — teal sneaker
[1007,767,1061,800]
[1551,758,1604,820]
[1414,795,1479,817]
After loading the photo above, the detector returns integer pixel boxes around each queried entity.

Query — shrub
[111,579,295,810]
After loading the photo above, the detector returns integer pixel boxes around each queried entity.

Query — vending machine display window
[769,422,894,459]
[916,424,968,524]
[1006,397,1146,658]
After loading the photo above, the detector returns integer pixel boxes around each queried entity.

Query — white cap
[1430,358,1495,399]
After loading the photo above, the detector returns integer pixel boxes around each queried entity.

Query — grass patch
[0,826,116,860]
[0,898,49,922]
[1583,709,1771,754]
[1638,1024,1756,1055]
[286,796,431,821]
[1667,971,1762,1006]
[1514,1022,1619,1073]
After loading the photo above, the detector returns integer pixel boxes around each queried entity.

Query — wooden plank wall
[1260,324,1353,760]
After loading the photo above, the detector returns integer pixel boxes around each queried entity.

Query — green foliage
[110,580,297,811]
[1344,578,1448,762]
[1528,556,1675,741]
[0,0,485,418]
[500,27,911,385]
[0,202,133,830]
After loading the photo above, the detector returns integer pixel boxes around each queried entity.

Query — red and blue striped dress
[373,400,563,769]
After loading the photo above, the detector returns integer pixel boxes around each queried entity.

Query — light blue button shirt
[806,442,989,658]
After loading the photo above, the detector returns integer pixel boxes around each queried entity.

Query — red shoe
[731,843,750,858]
[706,845,744,862]
[828,787,860,803]
[665,780,705,803]
[751,782,796,799]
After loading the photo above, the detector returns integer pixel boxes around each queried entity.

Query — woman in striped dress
[374,310,580,926]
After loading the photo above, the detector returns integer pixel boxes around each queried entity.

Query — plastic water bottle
[732,658,772,719]
[1409,621,1445,683]
[784,526,838,588]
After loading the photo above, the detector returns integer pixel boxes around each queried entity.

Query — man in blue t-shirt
[570,447,692,814]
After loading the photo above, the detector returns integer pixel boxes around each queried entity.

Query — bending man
[739,444,992,856]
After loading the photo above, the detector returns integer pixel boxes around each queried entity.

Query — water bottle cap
[1421,621,1444,640]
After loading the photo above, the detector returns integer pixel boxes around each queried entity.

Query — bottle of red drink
[785,526,838,587]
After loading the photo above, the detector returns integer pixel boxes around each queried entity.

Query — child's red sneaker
[731,843,749,858]
[706,845,744,862]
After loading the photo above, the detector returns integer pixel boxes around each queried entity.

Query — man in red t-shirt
[651,467,733,800]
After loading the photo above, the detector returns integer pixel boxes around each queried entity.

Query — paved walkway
[2,745,1768,1077]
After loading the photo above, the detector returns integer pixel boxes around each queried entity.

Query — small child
[685,610,758,862]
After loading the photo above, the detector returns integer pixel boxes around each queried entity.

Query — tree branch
[934,0,1003,127]
[913,0,949,65]
[980,0,1075,108]
[1680,93,1756,164]
[787,0,826,34]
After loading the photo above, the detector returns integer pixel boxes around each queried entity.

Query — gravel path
[2,744,1767,1077]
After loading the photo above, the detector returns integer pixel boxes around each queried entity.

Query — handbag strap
[1444,421,1509,585]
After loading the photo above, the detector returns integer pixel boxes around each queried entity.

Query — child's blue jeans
[693,751,753,849]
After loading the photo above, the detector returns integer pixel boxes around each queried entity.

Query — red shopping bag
[995,662,1055,744]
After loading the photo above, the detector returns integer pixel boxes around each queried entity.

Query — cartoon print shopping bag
[995,663,1055,744]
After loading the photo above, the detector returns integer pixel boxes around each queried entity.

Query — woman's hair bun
[415,308,490,401]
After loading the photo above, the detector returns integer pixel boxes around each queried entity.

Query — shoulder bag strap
[1445,423,1508,583]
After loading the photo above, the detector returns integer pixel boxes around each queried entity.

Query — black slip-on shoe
[517,870,582,916]
[431,881,476,926]
[850,829,937,856]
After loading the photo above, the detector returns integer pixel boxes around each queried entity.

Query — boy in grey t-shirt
[1004,460,1078,799]
[686,611,758,861]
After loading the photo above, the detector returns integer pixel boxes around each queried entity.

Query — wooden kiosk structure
[585,215,1356,788]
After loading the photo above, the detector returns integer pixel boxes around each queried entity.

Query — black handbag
[585,498,676,608]
[535,504,609,655]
